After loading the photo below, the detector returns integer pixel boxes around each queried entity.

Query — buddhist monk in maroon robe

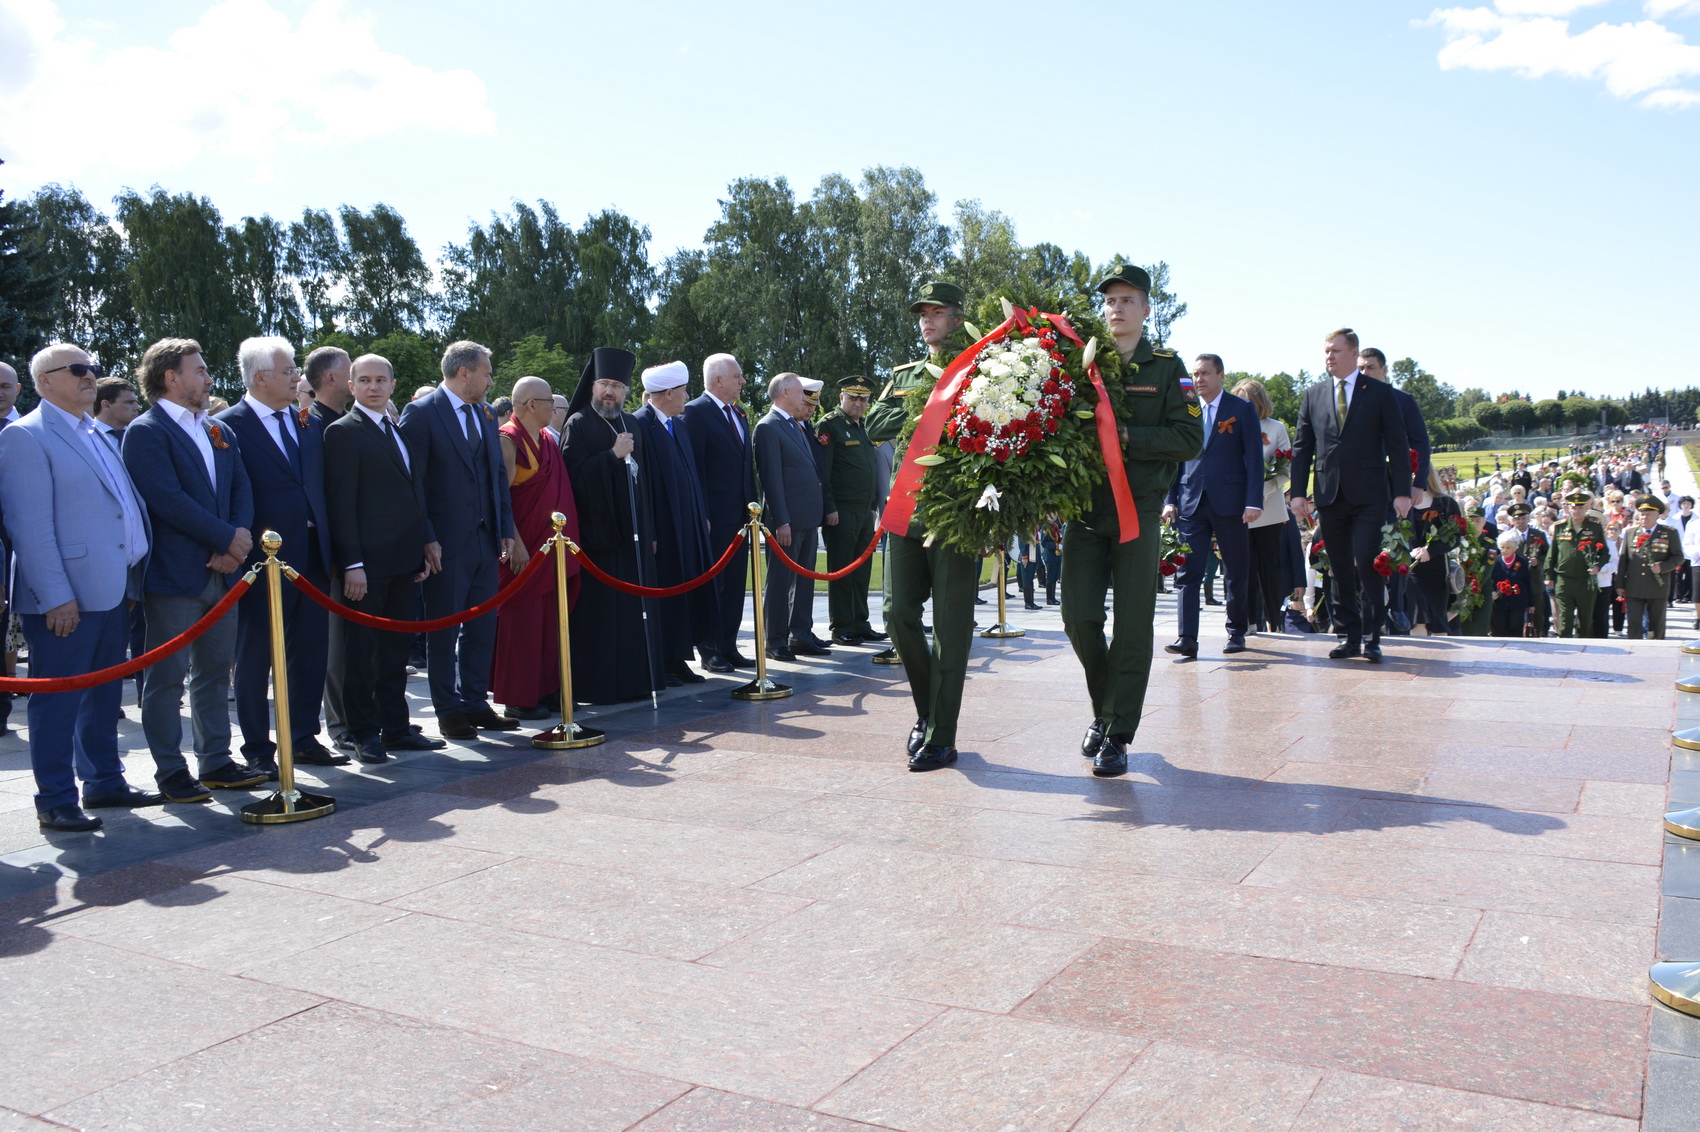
[491,376,580,717]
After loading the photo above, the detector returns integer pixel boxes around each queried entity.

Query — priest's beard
[594,403,622,421]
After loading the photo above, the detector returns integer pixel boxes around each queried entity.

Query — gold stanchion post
[534,513,606,749]
[733,503,792,701]
[980,548,1025,639]
[1650,961,1700,1016]
[242,532,336,824]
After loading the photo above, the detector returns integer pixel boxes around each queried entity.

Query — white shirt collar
[1201,391,1223,411]
[158,397,206,428]
[243,392,290,419]
[354,402,392,427]
[706,390,736,413]
[40,400,91,429]
[2,407,19,423]
[441,384,469,413]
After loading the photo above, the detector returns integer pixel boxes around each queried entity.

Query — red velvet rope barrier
[570,532,747,597]
[762,526,883,581]
[291,541,553,630]
[0,576,254,693]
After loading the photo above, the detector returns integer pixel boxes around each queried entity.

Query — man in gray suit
[754,373,836,660]
[0,344,158,831]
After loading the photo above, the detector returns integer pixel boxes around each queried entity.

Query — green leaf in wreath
[1048,454,1067,468]
[913,453,946,466]
[924,363,944,379]
[1074,410,1096,419]
[963,320,983,340]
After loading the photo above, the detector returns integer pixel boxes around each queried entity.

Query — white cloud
[1425,5,1700,107]
[1493,0,1608,14]
[1646,2,1700,18]
[0,0,496,184]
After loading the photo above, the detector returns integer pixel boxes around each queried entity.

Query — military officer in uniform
[1621,497,1684,639]
[1067,265,1204,777]
[818,378,885,645]
[867,281,978,771]
[1504,502,1550,637]
[1550,490,1607,638]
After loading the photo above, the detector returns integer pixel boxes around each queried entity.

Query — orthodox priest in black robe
[560,347,663,704]
[632,361,716,684]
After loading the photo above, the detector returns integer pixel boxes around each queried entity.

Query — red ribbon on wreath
[881,308,1139,543]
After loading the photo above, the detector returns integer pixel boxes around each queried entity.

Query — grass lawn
[1432,443,1572,482]
[1685,442,1700,483]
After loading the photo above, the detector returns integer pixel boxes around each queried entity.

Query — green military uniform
[1505,504,1550,637]
[1549,493,1607,638]
[817,379,879,640]
[1063,266,1204,766]
[1621,499,1685,639]
[871,282,981,763]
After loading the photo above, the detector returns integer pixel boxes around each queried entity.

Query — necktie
[1336,378,1348,423]
[461,404,481,451]
[665,416,676,439]
[273,410,302,477]
[723,403,741,440]
[1203,401,1216,449]
[383,417,410,471]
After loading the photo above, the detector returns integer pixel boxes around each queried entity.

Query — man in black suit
[1359,346,1431,636]
[303,346,355,748]
[399,341,519,741]
[1290,328,1411,662]
[1163,354,1264,656]
[633,362,714,684]
[323,354,442,764]
[218,337,348,773]
[680,353,757,673]
[754,373,835,661]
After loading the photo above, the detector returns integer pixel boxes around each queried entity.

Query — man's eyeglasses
[42,363,105,378]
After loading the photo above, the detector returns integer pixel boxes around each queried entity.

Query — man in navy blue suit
[122,338,263,802]
[1164,354,1265,656]
[399,341,518,741]
[680,353,757,673]
[633,361,715,685]
[1359,347,1431,637]
[217,337,349,774]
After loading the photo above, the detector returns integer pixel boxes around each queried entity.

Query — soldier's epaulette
[892,359,924,373]
[1153,348,1177,358]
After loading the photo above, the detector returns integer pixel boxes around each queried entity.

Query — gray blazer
[0,405,151,614]
[754,409,825,531]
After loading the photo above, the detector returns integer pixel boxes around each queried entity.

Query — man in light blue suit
[122,338,261,803]
[0,344,158,831]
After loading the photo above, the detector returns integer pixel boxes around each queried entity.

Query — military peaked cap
[909,280,965,312]
[1096,263,1152,295]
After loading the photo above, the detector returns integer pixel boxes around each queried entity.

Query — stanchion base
[1666,807,1700,840]
[979,622,1026,639]
[871,647,903,665]
[1651,961,1700,1017]
[1679,676,1700,694]
[732,677,793,701]
[240,790,337,824]
[532,723,606,750]
[1675,728,1700,752]
[1684,642,1700,656]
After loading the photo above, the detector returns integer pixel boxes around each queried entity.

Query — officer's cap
[839,377,874,396]
[1096,263,1152,296]
[1564,490,1593,505]
[799,377,824,396]
[1506,502,1533,518]
[1638,497,1668,514]
[909,280,965,313]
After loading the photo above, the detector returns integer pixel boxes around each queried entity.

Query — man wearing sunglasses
[0,345,158,831]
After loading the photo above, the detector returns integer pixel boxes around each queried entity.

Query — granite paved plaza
[2,597,1698,1130]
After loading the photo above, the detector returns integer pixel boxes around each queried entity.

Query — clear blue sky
[3,0,1695,400]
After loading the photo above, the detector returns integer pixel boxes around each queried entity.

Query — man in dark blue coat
[1360,347,1432,636]
[217,337,348,774]
[679,353,757,673]
[398,341,518,741]
[1163,354,1265,656]
[633,361,715,684]
[122,338,262,802]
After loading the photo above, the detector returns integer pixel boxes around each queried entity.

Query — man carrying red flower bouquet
[1621,496,1684,639]
[1549,490,1609,638]
[1066,265,1203,778]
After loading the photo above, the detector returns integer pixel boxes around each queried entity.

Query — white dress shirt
[243,392,299,462]
[41,400,149,567]
[706,390,745,442]
[355,402,410,472]
[156,397,217,486]
[440,384,482,442]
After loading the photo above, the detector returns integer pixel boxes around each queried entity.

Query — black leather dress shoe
[294,739,352,766]
[832,633,866,646]
[437,712,478,740]
[504,704,554,720]
[1222,637,1247,654]
[789,638,831,657]
[200,763,269,789]
[468,706,521,731]
[385,730,448,751]
[82,784,164,809]
[703,654,734,674]
[1364,642,1384,663]
[908,744,958,772]
[1081,717,1107,758]
[724,652,756,668]
[249,760,282,783]
[765,645,797,662]
[39,804,102,832]
[666,665,707,685]
[1164,639,1199,657]
[859,629,890,642]
[158,772,212,804]
[907,717,929,756]
[1092,736,1129,778]
[355,737,390,764]
[1328,642,1363,660]
[333,732,357,752]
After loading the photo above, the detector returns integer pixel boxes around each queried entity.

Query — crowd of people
[0,274,1688,828]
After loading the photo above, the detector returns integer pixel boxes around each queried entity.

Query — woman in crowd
[1233,378,1291,633]
[1490,530,1532,637]
[1406,468,1463,636]
[1599,517,1625,635]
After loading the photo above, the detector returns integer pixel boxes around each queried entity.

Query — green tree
[645,248,715,393]
[947,200,1026,311]
[1445,417,1485,444]
[368,329,439,406]
[854,166,950,374]
[17,184,138,372]
[1391,358,1456,424]
[1600,401,1629,428]
[1564,397,1599,430]
[1267,371,1305,426]
[228,214,304,345]
[1455,386,1489,417]
[493,334,577,398]
[1143,260,1187,348]
[442,199,580,352]
[115,187,243,384]
[1533,398,1564,431]
[287,208,345,336]
[1472,401,1505,431]
[572,209,654,354]
[1501,399,1536,433]
[338,203,432,340]
[0,188,59,375]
